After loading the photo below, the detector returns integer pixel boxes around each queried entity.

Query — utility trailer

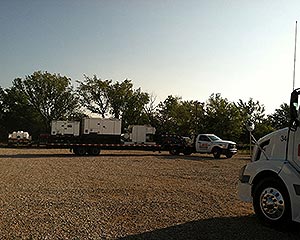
[11,118,186,156]
[37,134,185,156]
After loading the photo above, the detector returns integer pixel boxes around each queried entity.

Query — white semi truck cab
[238,88,300,228]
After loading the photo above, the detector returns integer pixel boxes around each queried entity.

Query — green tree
[155,96,205,136]
[0,87,6,140]
[122,87,149,128]
[12,71,79,130]
[0,86,43,139]
[107,79,133,119]
[156,95,181,134]
[236,98,273,142]
[268,103,290,130]
[205,93,242,141]
[143,94,158,125]
[175,100,205,136]
[0,87,4,122]
[237,98,265,123]
[77,75,111,118]
[190,100,205,134]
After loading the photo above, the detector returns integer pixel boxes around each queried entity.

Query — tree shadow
[120,215,300,240]
[0,152,169,159]
[0,153,73,159]
[157,155,224,161]
[0,149,248,161]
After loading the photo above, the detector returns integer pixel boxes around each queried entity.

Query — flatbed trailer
[3,122,187,156]
[2,141,185,156]
[48,142,164,156]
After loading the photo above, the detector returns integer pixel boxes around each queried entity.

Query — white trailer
[51,120,80,136]
[238,88,300,228]
[8,131,31,145]
[82,118,121,135]
[123,125,156,144]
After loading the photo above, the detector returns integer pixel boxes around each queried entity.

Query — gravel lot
[0,148,299,239]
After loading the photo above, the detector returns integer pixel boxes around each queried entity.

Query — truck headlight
[228,144,236,149]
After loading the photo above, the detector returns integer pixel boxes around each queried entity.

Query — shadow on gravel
[120,215,300,240]
[0,152,249,161]
[157,155,221,161]
[0,153,170,159]
[0,154,73,159]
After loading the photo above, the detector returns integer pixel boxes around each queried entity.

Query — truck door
[289,88,300,170]
[290,126,300,169]
[196,135,211,153]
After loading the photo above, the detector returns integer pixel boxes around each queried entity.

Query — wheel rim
[260,187,285,220]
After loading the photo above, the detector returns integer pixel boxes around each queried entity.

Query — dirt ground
[0,148,299,239]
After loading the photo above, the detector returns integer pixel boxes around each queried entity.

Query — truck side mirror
[246,121,255,132]
[290,89,300,123]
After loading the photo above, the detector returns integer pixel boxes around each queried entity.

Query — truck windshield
[208,135,221,141]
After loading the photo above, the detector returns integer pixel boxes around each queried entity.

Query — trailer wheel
[253,177,291,228]
[88,147,101,156]
[73,147,86,156]
[212,147,221,159]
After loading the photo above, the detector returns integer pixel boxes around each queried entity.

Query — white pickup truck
[170,134,237,158]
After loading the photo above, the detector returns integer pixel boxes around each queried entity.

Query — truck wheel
[253,177,291,228]
[169,149,180,155]
[88,147,101,156]
[212,148,221,159]
[73,147,86,156]
[183,149,192,155]
[226,153,233,158]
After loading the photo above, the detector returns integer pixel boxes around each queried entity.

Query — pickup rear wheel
[183,149,192,155]
[212,147,221,159]
[169,148,180,155]
[253,177,291,228]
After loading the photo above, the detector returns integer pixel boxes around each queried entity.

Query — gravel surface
[0,148,299,239]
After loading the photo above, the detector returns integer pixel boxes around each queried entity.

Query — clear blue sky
[1,0,300,113]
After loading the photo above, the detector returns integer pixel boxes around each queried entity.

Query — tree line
[0,71,290,143]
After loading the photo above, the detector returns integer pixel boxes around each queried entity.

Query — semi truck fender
[245,160,284,185]
[279,163,300,223]
[238,160,284,202]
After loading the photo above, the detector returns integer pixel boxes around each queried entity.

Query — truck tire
[225,152,233,158]
[87,147,101,156]
[212,147,221,159]
[183,149,192,155]
[253,177,291,228]
[169,148,180,155]
[73,147,87,156]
